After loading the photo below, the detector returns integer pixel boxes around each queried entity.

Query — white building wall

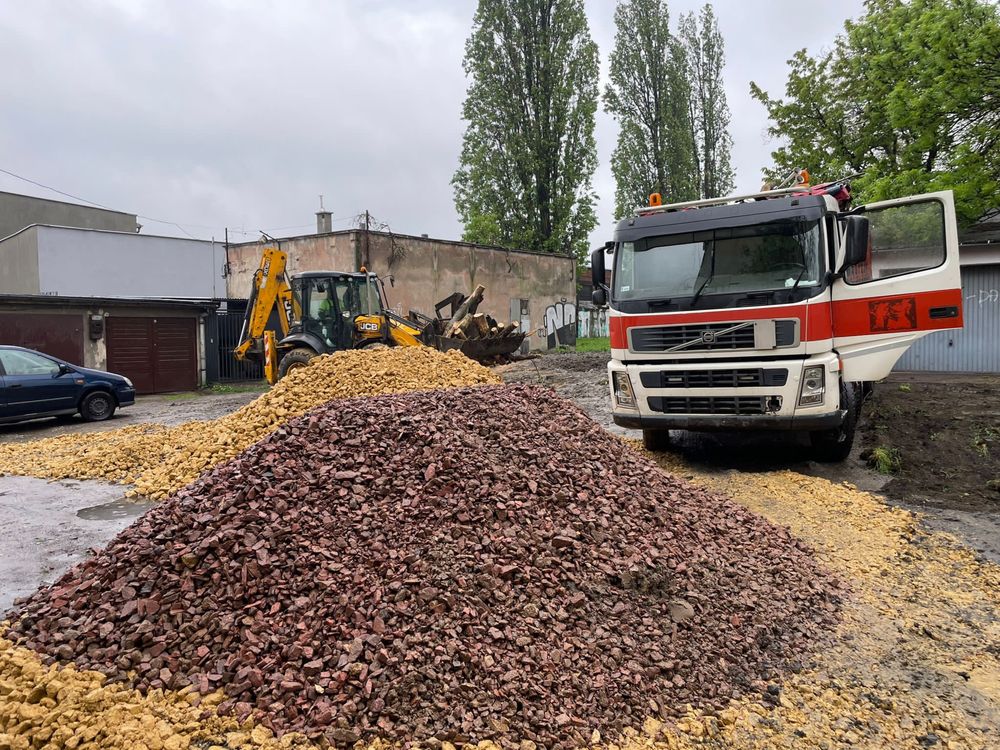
[35,226,227,298]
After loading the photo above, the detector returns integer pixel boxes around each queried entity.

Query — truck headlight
[798,366,825,406]
[612,371,638,409]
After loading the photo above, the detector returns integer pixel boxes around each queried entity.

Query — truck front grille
[639,368,788,389]
[629,319,798,353]
[647,396,770,415]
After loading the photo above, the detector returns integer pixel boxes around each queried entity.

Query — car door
[831,190,963,382]
[0,350,82,417]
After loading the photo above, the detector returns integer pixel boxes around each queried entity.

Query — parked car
[0,346,135,424]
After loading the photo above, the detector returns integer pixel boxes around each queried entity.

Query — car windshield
[614,219,823,302]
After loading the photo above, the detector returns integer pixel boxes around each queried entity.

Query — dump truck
[592,172,964,460]
[234,247,526,382]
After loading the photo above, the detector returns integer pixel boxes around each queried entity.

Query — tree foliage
[603,2,734,217]
[678,4,734,200]
[452,0,600,259]
[603,0,696,218]
[751,0,1000,226]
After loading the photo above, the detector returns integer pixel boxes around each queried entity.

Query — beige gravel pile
[0,348,499,499]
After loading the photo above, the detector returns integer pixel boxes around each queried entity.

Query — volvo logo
[700,330,717,344]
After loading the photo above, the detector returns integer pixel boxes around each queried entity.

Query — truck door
[831,190,962,382]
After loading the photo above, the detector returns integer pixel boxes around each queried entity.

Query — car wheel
[80,391,116,422]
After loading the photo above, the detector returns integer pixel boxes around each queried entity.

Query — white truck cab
[592,181,964,460]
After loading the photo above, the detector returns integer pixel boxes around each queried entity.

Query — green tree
[603,0,696,218]
[452,0,600,259]
[751,0,1000,226]
[678,4,735,199]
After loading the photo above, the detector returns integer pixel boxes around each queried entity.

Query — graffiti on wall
[578,307,609,338]
[541,299,577,349]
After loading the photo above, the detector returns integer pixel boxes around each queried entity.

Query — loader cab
[288,272,386,352]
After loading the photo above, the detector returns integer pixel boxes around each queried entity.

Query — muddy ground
[860,373,1000,512]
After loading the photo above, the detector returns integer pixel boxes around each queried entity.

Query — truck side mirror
[842,215,870,270]
[590,242,612,306]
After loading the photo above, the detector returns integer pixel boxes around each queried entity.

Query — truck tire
[810,384,859,462]
[642,428,672,452]
[277,348,317,380]
[80,391,116,422]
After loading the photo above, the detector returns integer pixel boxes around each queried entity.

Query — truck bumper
[612,411,843,431]
[609,353,845,433]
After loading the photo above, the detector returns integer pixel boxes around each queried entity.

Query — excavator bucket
[428,332,527,363]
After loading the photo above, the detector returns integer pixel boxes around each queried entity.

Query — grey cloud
[0,0,864,250]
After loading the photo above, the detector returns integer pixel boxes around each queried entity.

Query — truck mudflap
[613,411,845,432]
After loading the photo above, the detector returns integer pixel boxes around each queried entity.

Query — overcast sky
[0,0,867,249]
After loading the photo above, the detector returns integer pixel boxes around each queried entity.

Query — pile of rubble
[8,385,840,747]
[0,348,499,499]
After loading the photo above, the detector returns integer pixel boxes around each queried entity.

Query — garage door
[106,317,198,393]
[0,312,84,364]
[895,265,1000,372]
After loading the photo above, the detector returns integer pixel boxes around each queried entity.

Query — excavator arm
[233,247,294,362]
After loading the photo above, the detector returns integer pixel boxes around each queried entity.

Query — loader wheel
[642,428,672,452]
[277,348,317,380]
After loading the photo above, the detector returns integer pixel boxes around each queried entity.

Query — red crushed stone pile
[7,384,841,748]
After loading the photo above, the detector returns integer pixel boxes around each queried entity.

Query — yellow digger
[233,247,525,383]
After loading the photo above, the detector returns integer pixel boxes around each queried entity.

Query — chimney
[316,195,332,234]
[316,210,332,234]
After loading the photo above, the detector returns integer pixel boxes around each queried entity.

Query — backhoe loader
[233,247,525,383]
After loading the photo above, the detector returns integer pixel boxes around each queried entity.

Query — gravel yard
[1,351,998,749]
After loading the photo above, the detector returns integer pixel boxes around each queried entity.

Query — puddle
[76,498,155,521]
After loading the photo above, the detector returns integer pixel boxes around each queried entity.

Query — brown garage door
[0,312,85,364]
[106,316,198,394]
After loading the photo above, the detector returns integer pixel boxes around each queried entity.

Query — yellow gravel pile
[0,635,317,749]
[0,348,499,499]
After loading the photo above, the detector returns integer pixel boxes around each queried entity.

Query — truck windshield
[614,219,823,303]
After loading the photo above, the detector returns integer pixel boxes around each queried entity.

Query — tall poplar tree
[452,0,600,259]
[678,4,734,199]
[603,0,696,218]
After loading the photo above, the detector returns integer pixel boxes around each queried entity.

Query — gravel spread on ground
[0,348,499,499]
[5,386,840,748]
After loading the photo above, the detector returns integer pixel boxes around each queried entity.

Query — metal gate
[0,312,84,364]
[895,264,1000,372]
[107,316,198,393]
[214,309,263,382]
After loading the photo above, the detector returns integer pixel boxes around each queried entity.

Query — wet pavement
[0,476,154,612]
[0,390,260,614]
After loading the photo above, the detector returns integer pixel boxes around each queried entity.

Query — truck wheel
[642,429,672,452]
[810,384,859,462]
[80,391,116,422]
[277,348,317,380]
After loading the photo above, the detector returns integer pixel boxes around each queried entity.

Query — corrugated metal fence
[896,264,1000,373]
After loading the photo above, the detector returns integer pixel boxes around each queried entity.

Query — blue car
[0,346,136,424]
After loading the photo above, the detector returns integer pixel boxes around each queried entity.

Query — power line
[0,165,359,241]
[0,166,115,210]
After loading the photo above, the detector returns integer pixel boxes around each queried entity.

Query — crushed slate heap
[8,385,841,748]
